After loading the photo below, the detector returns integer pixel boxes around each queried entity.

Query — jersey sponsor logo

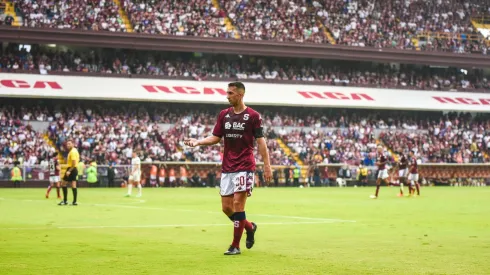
[226,133,243,138]
[232,122,245,130]
[225,122,232,129]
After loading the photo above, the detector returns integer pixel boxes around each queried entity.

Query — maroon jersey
[399,154,408,169]
[377,153,387,170]
[410,157,418,174]
[212,107,263,173]
[49,159,60,176]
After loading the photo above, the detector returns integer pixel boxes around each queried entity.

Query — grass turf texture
[1,187,489,275]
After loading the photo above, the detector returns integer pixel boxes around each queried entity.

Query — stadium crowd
[325,0,489,53]
[1,44,489,92]
[7,0,490,54]
[123,0,236,37]
[13,0,126,31]
[1,101,489,167]
[0,106,54,168]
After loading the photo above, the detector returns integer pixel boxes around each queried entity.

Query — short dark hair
[228,82,245,91]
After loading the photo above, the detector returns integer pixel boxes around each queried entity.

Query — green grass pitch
[1,187,490,275]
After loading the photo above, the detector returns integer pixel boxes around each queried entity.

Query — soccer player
[408,151,420,196]
[126,151,142,197]
[184,82,272,255]
[59,140,79,206]
[46,153,61,199]
[371,145,389,199]
[397,150,410,197]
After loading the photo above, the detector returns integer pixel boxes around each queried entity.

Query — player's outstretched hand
[184,138,199,147]
[264,165,272,183]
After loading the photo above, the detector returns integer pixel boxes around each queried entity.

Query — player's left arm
[253,113,271,182]
[256,137,272,182]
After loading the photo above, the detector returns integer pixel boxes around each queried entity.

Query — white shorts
[159,177,165,183]
[49,176,60,183]
[408,173,419,183]
[150,175,156,180]
[220,171,255,197]
[377,169,389,180]
[181,177,187,182]
[398,168,409,178]
[129,172,141,182]
[169,176,176,183]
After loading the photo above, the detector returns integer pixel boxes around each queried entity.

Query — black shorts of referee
[64,168,79,182]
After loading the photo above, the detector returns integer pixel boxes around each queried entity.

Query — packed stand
[322,0,490,54]
[123,0,236,37]
[2,44,490,92]
[49,108,185,165]
[220,0,326,43]
[380,112,490,163]
[12,0,126,31]
[279,127,385,166]
[0,106,54,181]
[2,99,490,165]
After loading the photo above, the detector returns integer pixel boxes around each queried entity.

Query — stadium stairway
[2,0,22,27]
[470,17,490,46]
[211,0,240,39]
[276,138,308,179]
[113,0,133,33]
[412,38,420,50]
[43,134,65,163]
[318,19,336,45]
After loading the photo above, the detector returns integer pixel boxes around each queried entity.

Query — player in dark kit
[184,82,272,255]
[408,151,420,196]
[46,153,61,199]
[397,150,410,197]
[371,145,389,199]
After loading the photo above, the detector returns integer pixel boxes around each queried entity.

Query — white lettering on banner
[0,73,489,112]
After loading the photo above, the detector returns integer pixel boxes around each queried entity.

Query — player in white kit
[126,151,142,197]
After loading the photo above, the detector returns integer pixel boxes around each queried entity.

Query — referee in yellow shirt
[59,140,80,206]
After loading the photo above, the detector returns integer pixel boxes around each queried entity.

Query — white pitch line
[93,203,356,223]
[1,197,356,223]
[0,221,339,230]
[253,213,356,223]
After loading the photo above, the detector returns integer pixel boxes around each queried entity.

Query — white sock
[128,184,133,195]
[400,183,404,194]
[137,184,142,195]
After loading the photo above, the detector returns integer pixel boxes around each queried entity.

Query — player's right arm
[184,110,224,147]
[184,135,221,147]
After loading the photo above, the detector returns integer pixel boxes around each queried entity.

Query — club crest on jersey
[243,114,249,121]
